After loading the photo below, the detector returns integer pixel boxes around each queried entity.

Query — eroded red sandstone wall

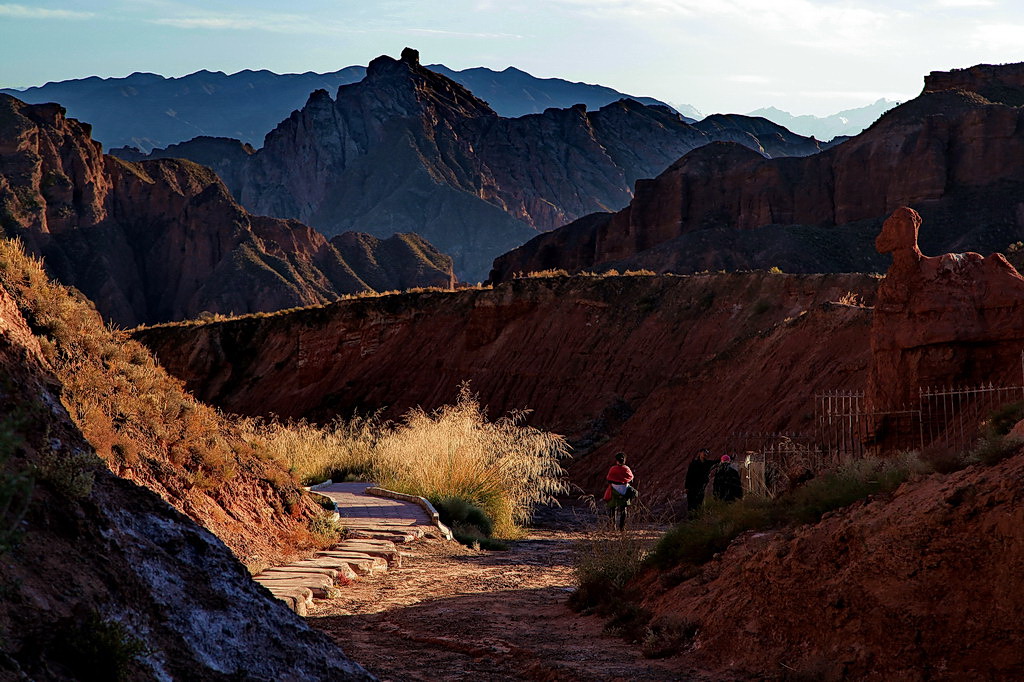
[137,273,877,495]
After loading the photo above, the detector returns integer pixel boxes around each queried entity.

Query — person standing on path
[711,455,744,502]
[603,452,635,531]
[684,447,715,514]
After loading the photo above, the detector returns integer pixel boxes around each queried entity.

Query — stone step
[263,585,313,616]
[348,528,420,544]
[257,573,335,598]
[290,556,359,581]
[260,566,339,581]
[336,539,402,567]
[315,550,388,576]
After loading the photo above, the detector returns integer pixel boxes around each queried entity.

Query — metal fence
[729,380,1024,498]
[919,383,1024,452]
[815,382,1024,458]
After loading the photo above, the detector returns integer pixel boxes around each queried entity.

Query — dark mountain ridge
[2,61,682,151]
[489,62,1024,282]
[124,48,829,281]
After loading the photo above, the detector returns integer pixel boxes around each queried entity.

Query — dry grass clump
[239,416,380,486]
[520,269,570,278]
[272,384,570,537]
[374,386,570,535]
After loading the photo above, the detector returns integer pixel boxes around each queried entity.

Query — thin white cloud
[0,3,93,19]
[729,74,772,84]
[935,0,996,6]
[151,13,365,35]
[403,28,524,39]
[971,22,1024,50]
[151,11,520,39]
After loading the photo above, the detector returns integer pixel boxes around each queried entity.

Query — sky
[0,0,1021,116]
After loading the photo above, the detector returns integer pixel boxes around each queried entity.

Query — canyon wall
[136,272,878,494]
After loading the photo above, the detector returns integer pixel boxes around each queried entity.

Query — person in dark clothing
[684,448,715,513]
[603,452,635,530]
[711,455,744,502]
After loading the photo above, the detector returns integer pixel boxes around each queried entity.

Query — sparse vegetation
[306,510,345,547]
[570,531,651,613]
[836,291,865,306]
[521,268,570,278]
[648,454,927,573]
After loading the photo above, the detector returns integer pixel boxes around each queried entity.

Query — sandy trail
[309,507,706,681]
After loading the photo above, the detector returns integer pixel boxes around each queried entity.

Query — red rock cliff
[135,272,878,495]
[139,49,826,281]
[490,62,1024,282]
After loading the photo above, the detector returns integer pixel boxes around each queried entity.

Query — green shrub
[432,496,493,537]
[967,433,1023,466]
[641,617,700,659]
[57,613,150,682]
[307,511,343,546]
[648,497,774,571]
[570,533,651,613]
[982,400,1024,437]
[33,447,97,499]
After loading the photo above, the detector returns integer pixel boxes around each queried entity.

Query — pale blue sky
[1,0,1021,115]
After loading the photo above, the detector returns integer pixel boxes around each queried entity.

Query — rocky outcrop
[867,207,1024,412]
[0,94,454,326]
[490,62,1024,282]
[0,283,370,681]
[645,445,1024,679]
[133,49,827,281]
[134,272,878,494]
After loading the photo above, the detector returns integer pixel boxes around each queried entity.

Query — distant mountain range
[119,49,831,281]
[0,62,684,152]
[490,63,1024,282]
[747,99,899,140]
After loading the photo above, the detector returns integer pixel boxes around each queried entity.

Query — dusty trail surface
[310,508,705,681]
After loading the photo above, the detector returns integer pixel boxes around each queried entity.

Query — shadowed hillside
[0,93,454,326]
[0,241,370,680]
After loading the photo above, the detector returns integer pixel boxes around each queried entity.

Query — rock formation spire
[400,47,420,66]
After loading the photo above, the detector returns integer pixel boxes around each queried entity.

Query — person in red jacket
[602,452,635,530]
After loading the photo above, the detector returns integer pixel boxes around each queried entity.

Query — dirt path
[308,507,708,681]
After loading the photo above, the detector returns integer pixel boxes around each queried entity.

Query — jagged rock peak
[401,47,420,65]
